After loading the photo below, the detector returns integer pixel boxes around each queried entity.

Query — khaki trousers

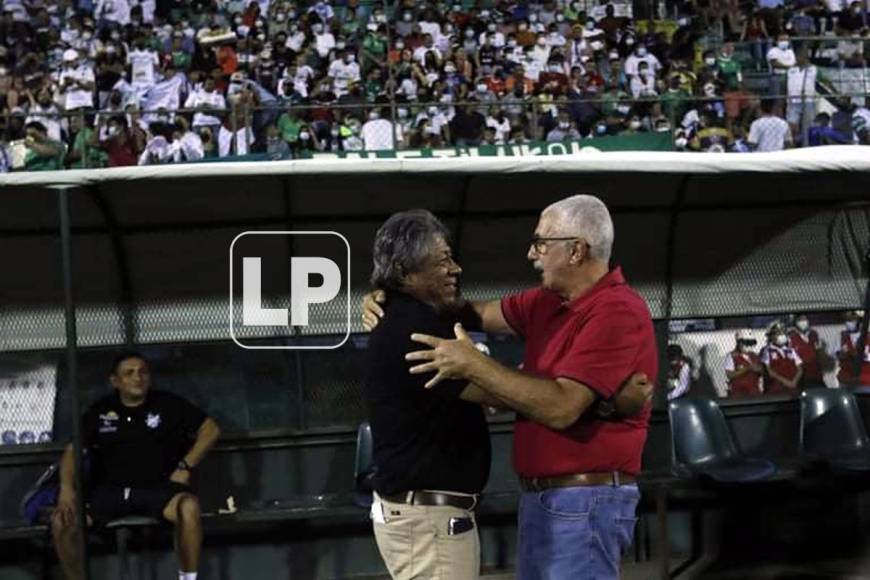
[372,492,480,580]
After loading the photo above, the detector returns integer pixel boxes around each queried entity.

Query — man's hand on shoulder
[361,289,386,331]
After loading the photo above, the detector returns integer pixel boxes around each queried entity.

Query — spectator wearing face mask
[361,104,402,150]
[629,61,657,100]
[537,60,569,95]
[476,19,502,48]
[545,109,580,141]
[760,321,803,395]
[788,315,826,389]
[666,344,692,401]
[328,49,361,98]
[515,20,537,47]
[184,76,226,132]
[837,310,870,387]
[766,34,796,97]
[168,116,204,163]
[312,21,336,61]
[92,115,145,167]
[623,43,661,78]
[725,330,764,398]
[58,49,96,110]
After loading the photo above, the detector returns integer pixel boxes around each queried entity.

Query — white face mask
[705,57,716,66]
[397,108,408,118]
[774,334,788,347]
[275,13,285,22]
[529,14,538,22]
[519,23,528,31]
[428,106,438,116]
[508,39,517,47]
[476,83,488,92]
[368,110,380,120]
[558,121,570,129]
[847,321,859,332]
[704,84,716,96]
[739,344,752,353]
[403,13,412,21]
[537,37,547,46]
[629,120,641,129]
[637,47,647,56]
[796,320,809,332]
[487,23,496,32]
[778,40,789,50]
[300,131,310,140]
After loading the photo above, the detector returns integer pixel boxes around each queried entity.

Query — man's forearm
[182,418,220,468]
[59,445,75,491]
[465,356,593,429]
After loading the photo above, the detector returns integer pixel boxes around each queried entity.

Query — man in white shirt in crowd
[312,22,335,60]
[748,99,793,151]
[479,21,505,48]
[58,49,96,111]
[127,37,160,100]
[184,75,225,132]
[169,116,204,162]
[786,50,817,144]
[766,33,796,97]
[413,34,443,65]
[25,88,63,142]
[362,103,403,151]
[286,23,306,53]
[328,50,361,98]
[624,44,662,78]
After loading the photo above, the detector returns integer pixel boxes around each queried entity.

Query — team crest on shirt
[99,411,119,433]
[146,413,161,429]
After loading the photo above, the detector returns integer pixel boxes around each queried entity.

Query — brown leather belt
[380,490,478,511]
[520,471,637,492]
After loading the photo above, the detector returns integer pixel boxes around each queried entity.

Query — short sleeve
[760,347,771,365]
[792,349,803,366]
[552,307,644,399]
[500,288,542,338]
[170,394,207,437]
[724,354,735,372]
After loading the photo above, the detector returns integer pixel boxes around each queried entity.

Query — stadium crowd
[0,0,868,171]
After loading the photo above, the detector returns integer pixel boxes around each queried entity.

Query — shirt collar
[564,266,626,313]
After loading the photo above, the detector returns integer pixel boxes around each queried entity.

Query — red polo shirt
[501,267,658,478]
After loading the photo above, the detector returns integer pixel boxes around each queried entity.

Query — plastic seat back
[800,389,870,458]
[669,398,740,472]
[353,422,376,507]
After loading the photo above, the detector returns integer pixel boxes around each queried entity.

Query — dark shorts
[87,482,191,525]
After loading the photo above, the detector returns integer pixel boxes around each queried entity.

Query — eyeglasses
[529,236,581,254]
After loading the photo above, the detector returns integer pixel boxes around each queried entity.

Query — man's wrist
[176,458,193,471]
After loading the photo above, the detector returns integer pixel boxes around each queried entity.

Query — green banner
[306,131,674,160]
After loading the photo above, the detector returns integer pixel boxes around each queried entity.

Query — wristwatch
[176,459,192,472]
[597,399,616,419]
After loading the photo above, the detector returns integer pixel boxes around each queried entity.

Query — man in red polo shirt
[403,194,657,579]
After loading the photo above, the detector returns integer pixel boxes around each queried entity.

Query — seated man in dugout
[52,352,221,580]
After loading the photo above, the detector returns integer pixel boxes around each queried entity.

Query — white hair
[543,194,614,263]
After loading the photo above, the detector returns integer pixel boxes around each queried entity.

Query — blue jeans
[517,484,640,580]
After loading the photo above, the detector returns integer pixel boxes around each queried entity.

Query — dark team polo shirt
[364,291,490,496]
[82,390,207,487]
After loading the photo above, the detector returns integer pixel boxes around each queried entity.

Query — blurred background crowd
[0,0,868,171]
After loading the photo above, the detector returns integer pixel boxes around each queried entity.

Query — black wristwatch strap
[177,459,192,471]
